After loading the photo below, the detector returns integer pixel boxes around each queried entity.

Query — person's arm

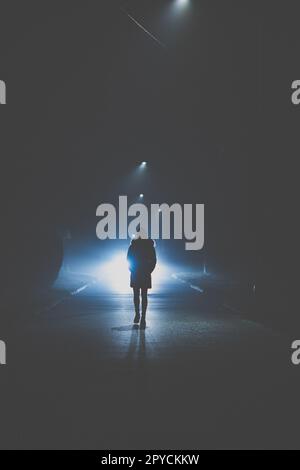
[127,245,134,272]
[149,241,157,273]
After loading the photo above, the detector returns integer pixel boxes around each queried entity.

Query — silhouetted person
[127,236,156,329]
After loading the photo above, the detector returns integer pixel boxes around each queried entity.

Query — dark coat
[127,238,157,289]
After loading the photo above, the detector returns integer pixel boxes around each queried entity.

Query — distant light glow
[139,193,144,199]
[96,251,170,294]
[97,252,131,293]
[140,161,147,168]
[174,0,190,11]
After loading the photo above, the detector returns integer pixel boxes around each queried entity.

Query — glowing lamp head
[176,0,189,7]
[139,193,144,199]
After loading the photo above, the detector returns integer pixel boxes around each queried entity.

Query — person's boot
[140,314,146,329]
[133,312,140,324]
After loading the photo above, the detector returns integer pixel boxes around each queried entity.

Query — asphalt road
[0,274,299,449]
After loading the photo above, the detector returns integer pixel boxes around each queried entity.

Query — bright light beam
[96,251,170,294]
[97,252,131,293]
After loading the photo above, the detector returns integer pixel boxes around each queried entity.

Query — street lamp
[174,0,190,11]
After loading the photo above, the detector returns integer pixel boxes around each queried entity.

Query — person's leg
[133,287,140,323]
[141,288,148,315]
[140,288,148,328]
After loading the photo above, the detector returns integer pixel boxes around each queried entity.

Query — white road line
[38,283,90,315]
[172,274,204,294]
[190,284,204,293]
